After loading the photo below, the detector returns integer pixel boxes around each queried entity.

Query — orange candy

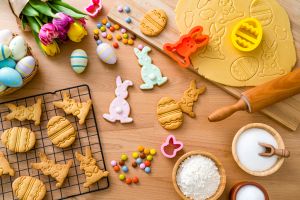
[116,34,122,41]
[132,176,139,184]
[122,38,128,44]
[107,34,113,40]
[102,18,108,25]
[145,160,151,167]
[125,178,132,184]
[144,148,150,155]
[109,26,115,32]
[113,165,120,172]
[113,42,119,49]
[114,24,120,30]
[137,145,144,152]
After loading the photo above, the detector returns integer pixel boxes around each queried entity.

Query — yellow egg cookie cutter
[231,18,263,52]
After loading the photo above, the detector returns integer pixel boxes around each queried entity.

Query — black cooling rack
[0,85,109,200]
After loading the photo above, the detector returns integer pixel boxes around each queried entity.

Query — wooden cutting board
[108,0,300,131]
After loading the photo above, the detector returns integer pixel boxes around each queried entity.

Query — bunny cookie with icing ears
[134,46,168,90]
[103,76,134,123]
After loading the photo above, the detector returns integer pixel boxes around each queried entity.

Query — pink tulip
[53,12,74,30]
[39,23,59,45]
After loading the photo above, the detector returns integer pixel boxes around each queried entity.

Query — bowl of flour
[172,151,226,200]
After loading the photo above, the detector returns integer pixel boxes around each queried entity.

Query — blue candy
[136,158,143,164]
[122,166,129,173]
[106,22,111,28]
[0,58,16,69]
[96,40,102,45]
[145,167,151,174]
[97,23,102,29]
[124,6,131,13]
[125,17,132,24]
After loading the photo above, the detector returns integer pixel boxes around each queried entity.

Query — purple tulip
[53,12,74,30]
[39,23,59,46]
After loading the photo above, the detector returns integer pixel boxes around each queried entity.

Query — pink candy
[139,163,146,169]
[111,160,117,166]
[121,28,127,34]
[138,44,144,50]
[117,6,123,12]
[101,32,107,38]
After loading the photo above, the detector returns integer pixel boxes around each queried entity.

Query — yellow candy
[132,152,139,159]
[137,146,144,152]
[122,33,128,39]
[93,29,99,35]
[116,34,122,41]
[114,24,120,30]
[231,18,263,52]
[150,149,156,155]
[128,39,134,45]
[107,34,113,40]
[144,148,150,155]
[100,26,106,32]
[102,18,108,25]
[122,38,128,44]
[121,154,128,161]
[146,155,153,161]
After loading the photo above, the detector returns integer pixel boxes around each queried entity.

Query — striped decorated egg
[1,127,36,152]
[9,35,27,61]
[0,44,11,61]
[15,56,36,77]
[12,176,46,200]
[0,58,16,69]
[96,43,117,64]
[70,49,88,74]
[0,67,23,87]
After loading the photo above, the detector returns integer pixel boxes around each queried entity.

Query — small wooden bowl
[229,181,269,200]
[0,34,38,97]
[232,123,285,176]
[172,151,226,200]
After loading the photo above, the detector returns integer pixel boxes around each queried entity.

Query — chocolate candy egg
[0,29,13,45]
[70,49,88,74]
[96,43,117,64]
[0,67,23,87]
[0,58,16,69]
[0,44,11,61]
[15,56,35,78]
[9,36,27,61]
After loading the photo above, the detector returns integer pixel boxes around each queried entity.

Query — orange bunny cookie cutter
[163,26,209,68]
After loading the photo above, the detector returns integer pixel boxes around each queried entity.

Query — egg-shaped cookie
[157,97,183,130]
[47,116,76,148]
[12,176,46,200]
[1,127,36,152]
[140,9,168,36]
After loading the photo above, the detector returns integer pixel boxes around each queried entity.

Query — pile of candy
[117,5,132,24]
[111,145,157,185]
[93,18,136,49]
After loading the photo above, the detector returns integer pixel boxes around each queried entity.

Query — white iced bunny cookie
[103,76,133,123]
[134,46,168,90]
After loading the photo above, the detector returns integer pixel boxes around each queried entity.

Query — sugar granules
[176,155,220,200]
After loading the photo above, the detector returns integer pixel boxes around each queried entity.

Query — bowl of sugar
[230,181,269,200]
[232,123,285,176]
[172,151,226,200]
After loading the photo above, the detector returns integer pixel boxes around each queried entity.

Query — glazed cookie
[140,9,168,36]
[47,116,76,148]
[12,176,46,200]
[4,97,42,126]
[0,151,15,176]
[53,93,92,125]
[157,97,183,130]
[31,152,73,188]
[103,76,133,123]
[178,80,206,118]
[1,127,36,152]
[75,147,109,188]
[134,46,168,90]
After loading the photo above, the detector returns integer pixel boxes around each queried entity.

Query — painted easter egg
[15,56,36,77]
[0,83,7,92]
[0,44,11,61]
[0,58,16,69]
[0,29,13,45]
[9,36,27,61]
[70,49,88,74]
[96,43,117,64]
[0,67,23,87]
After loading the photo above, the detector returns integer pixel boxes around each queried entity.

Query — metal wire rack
[0,85,109,200]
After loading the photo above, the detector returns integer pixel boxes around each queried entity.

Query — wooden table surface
[1,0,300,199]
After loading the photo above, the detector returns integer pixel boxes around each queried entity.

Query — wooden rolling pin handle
[208,99,248,122]
[274,149,290,158]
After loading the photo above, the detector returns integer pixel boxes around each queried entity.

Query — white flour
[176,155,221,200]
[236,185,265,200]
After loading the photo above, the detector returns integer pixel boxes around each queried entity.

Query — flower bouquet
[9,0,88,56]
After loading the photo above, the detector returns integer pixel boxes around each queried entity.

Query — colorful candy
[138,146,144,152]
[100,26,106,32]
[93,29,99,35]
[102,18,108,25]
[124,6,131,13]
[128,39,134,45]
[144,148,150,155]
[121,154,128,161]
[111,160,117,166]
[132,152,139,159]
[138,44,144,50]
[96,40,102,45]
[101,32,107,38]
[145,167,151,174]
[122,39,128,44]
[97,23,102,29]
[109,26,115,32]
[107,34,113,40]
[144,160,151,167]
[116,34,122,41]
[150,149,157,155]
[114,24,120,30]
[139,163,146,169]
[113,42,119,49]
[119,160,125,166]
[122,166,129,173]
[121,28,127,34]
[106,22,111,28]
[131,35,136,40]
[132,176,139,184]
[136,158,143,164]
[146,155,153,161]
[113,165,120,172]
[140,153,146,159]
[118,6,123,12]
[132,162,137,168]
[125,178,132,184]
[125,17,132,24]
[119,174,126,181]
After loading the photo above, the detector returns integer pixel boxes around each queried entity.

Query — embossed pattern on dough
[12,176,46,200]
[175,0,296,86]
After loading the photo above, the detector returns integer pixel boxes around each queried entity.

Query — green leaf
[34,16,43,27]
[26,16,41,33]
[29,0,56,18]
[40,14,49,23]
[22,3,39,17]
[21,16,28,30]
[51,0,86,15]
[50,4,86,19]
[47,3,60,13]
[32,29,45,55]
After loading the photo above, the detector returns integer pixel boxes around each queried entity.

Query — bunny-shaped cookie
[134,46,168,90]
[103,76,133,123]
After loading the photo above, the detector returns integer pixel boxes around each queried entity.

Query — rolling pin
[208,68,300,122]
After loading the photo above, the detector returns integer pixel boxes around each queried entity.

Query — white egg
[70,49,88,74]
[15,56,36,78]
[9,36,27,61]
[96,43,117,64]
[0,29,13,45]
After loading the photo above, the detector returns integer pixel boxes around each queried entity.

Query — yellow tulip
[41,41,60,56]
[67,22,88,42]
